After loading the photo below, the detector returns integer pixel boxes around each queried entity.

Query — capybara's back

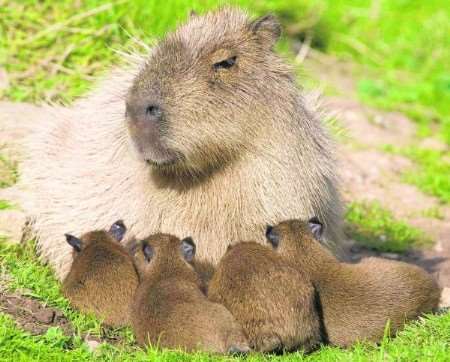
[132,278,249,353]
[130,233,249,354]
[63,221,139,327]
[209,242,321,352]
[266,218,441,347]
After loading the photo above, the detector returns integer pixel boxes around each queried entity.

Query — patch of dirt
[326,97,417,148]
[0,284,129,346]
[0,290,73,336]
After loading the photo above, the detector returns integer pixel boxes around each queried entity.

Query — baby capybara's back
[356,258,440,325]
[132,278,247,353]
[130,234,249,354]
[63,221,139,327]
[208,242,321,352]
[266,218,441,347]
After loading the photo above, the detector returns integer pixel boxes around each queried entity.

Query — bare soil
[0,289,73,336]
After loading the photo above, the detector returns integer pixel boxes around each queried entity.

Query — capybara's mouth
[145,158,177,167]
[144,150,184,168]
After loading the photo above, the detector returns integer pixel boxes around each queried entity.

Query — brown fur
[269,219,441,347]
[19,8,342,279]
[130,233,249,354]
[62,229,139,327]
[208,241,322,352]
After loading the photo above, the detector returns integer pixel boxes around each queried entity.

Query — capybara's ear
[180,237,196,262]
[265,224,279,248]
[249,14,281,48]
[142,241,154,262]
[109,220,126,242]
[65,234,82,252]
[308,217,324,240]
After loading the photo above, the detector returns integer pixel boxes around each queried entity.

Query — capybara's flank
[130,233,249,354]
[20,7,342,280]
[208,241,322,353]
[267,218,441,347]
[62,220,139,327]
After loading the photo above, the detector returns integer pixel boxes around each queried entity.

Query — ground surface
[0,0,449,361]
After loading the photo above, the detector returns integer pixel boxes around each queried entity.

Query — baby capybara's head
[65,220,127,256]
[126,8,289,174]
[264,218,325,262]
[133,233,196,277]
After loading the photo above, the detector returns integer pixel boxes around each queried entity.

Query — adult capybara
[266,218,441,347]
[19,8,342,279]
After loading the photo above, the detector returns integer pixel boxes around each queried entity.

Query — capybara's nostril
[265,224,279,248]
[145,104,163,122]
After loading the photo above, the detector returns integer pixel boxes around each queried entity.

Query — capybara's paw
[227,344,251,355]
[250,333,282,353]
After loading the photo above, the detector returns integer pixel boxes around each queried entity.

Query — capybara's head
[65,220,127,256]
[125,8,288,174]
[133,233,196,277]
[265,218,325,262]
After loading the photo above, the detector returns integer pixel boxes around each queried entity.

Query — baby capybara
[266,218,441,347]
[130,233,249,354]
[208,241,322,353]
[63,220,139,327]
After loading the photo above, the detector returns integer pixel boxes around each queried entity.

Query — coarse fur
[62,221,139,327]
[130,233,249,354]
[208,241,322,353]
[268,219,441,347]
[19,7,342,279]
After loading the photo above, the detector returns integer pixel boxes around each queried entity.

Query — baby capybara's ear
[265,224,279,248]
[109,220,126,242]
[308,217,324,240]
[65,234,82,252]
[142,241,154,262]
[180,237,196,262]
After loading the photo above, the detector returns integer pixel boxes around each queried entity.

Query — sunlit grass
[345,201,431,253]
[384,145,450,203]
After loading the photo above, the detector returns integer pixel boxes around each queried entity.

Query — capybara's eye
[213,56,237,70]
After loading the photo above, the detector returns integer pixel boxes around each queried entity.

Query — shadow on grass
[344,201,448,276]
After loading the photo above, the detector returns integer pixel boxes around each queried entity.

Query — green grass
[317,0,450,145]
[0,0,314,103]
[2,0,448,137]
[383,145,450,203]
[0,200,12,210]
[345,201,431,253]
[3,309,450,362]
